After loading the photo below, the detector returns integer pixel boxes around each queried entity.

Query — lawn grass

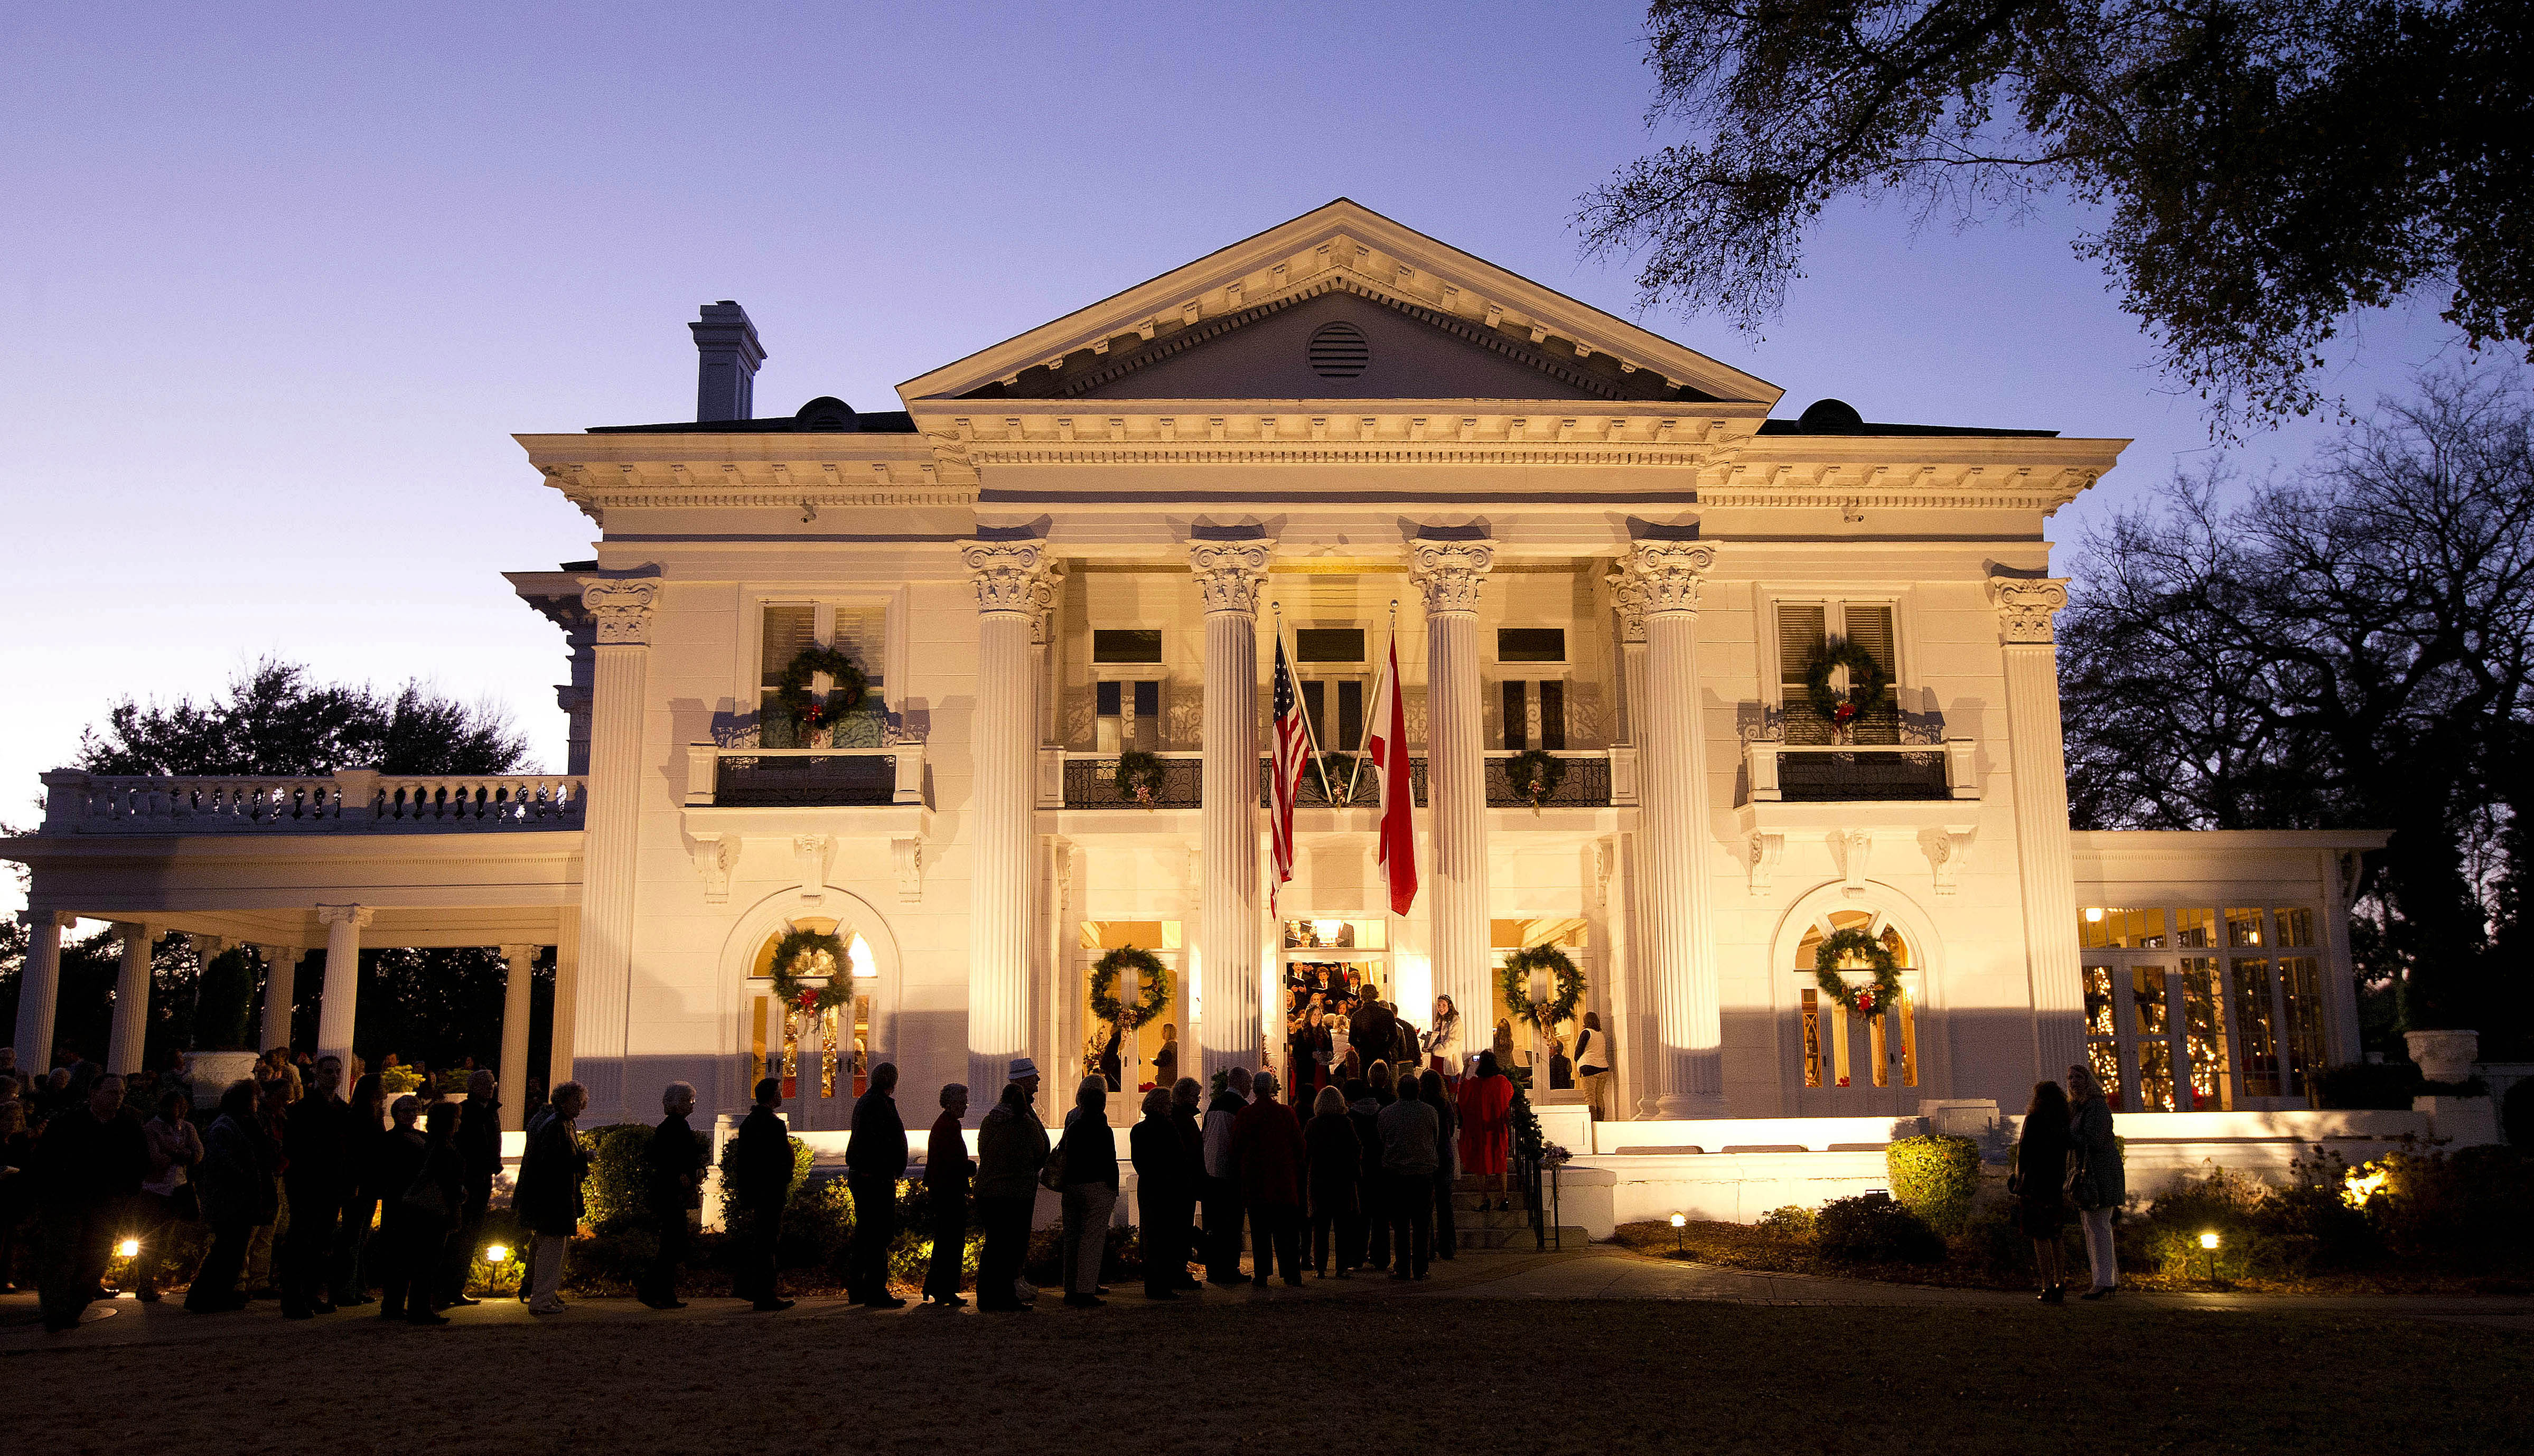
[6,1299,2525,1454]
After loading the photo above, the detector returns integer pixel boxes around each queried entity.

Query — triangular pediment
[898,199,1781,409]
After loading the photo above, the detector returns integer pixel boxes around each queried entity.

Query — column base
[1653,1092,1731,1120]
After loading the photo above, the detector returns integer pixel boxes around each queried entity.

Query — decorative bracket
[1921,825,1976,895]
[794,833,833,904]
[891,836,924,904]
[1746,830,1785,897]
[1834,829,1874,896]
[690,833,737,904]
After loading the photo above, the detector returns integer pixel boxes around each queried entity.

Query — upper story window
[1775,602,1897,744]
[760,602,884,747]
[1096,680,1160,752]
[1294,627,1367,749]
[1495,627,1568,751]
[1092,629,1163,664]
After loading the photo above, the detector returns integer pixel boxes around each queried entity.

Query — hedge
[1886,1133,1981,1234]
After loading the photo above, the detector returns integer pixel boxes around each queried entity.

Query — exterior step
[1451,1191,1534,1211]
[1455,1225,1592,1251]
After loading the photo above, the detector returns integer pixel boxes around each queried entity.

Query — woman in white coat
[1422,995,1461,1077]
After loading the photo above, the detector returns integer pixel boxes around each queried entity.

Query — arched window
[1793,908,1919,1091]
[746,917,878,1106]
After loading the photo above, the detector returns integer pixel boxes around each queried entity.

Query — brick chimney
[689,300,765,422]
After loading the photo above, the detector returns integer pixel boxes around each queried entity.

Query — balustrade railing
[39,768,586,833]
[1039,749,1629,811]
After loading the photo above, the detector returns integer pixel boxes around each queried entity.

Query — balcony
[1744,740,1978,804]
[37,768,586,834]
[684,745,925,809]
[1037,749,1628,812]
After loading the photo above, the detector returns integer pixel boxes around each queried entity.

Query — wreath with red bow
[1803,638,1890,735]
[769,925,850,1016]
[1812,927,1904,1021]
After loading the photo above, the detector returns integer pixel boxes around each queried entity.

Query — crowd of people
[2,1034,1528,1329]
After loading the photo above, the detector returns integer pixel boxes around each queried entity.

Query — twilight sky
[0,2,2464,913]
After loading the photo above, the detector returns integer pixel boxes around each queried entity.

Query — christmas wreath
[771,645,869,737]
[1812,927,1904,1020]
[1088,945,1172,1030]
[769,924,851,1016]
[1114,748,1169,808]
[1504,748,1566,809]
[1803,638,1889,737]
[1499,944,1586,1035]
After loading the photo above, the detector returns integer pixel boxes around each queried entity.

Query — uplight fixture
[485,1243,511,1263]
[2199,1231,2220,1284]
[1669,1211,1686,1255]
[116,1237,141,1258]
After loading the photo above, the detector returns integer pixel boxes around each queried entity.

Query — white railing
[39,767,585,833]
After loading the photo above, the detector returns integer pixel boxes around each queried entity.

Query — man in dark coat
[370,1095,428,1319]
[1129,1086,1196,1299]
[1166,1077,1206,1291]
[639,1081,706,1310]
[730,1077,795,1312]
[441,1068,501,1308]
[1349,1000,1397,1082]
[280,1055,354,1319]
[515,1080,588,1316]
[973,1058,1048,1312]
[1230,1072,1307,1288]
[36,1072,148,1331]
[844,1062,908,1308]
[1200,1066,1251,1285]
[920,1083,974,1306]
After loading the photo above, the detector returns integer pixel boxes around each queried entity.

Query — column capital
[1605,567,1649,644]
[315,904,376,929]
[498,942,538,963]
[581,579,661,646]
[1026,558,1069,642]
[1617,541,1717,616]
[1408,537,1495,615]
[1987,576,2070,644]
[261,944,304,963]
[1186,538,1274,615]
[960,538,1052,614]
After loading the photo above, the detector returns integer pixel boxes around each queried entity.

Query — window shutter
[1539,679,1566,751]
[1776,604,1828,743]
[830,605,886,694]
[1841,605,1895,676]
[761,604,817,685]
[1501,681,1529,751]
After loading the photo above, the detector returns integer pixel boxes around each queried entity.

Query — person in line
[135,1086,203,1302]
[35,1072,147,1331]
[329,1072,384,1307]
[1199,1066,1252,1286]
[242,1071,292,1299]
[280,1054,352,1319]
[1303,1085,1360,1277]
[385,1100,462,1326]
[729,1077,796,1312]
[0,1100,38,1295]
[1378,1072,1438,1280]
[2015,1080,2075,1304]
[1574,1011,1612,1119]
[1165,1078,1206,1291]
[1230,1070,1306,1289]
[1491,1018,1517,1076]
[185,1081,265,1313]
[368,1094,428,1318]
[639,1081,706,1310]
[1150,1024,1179,1092]
[1055,1075,1119,1308]
[1457,1051,1516,1211]
[1367,1059,1396,1105]
[1424,995,1461,1077]
[1347,1077,1386,1272]
[1349,997,1398,1087]
[1421,1068,1460,1261]
[442,1067,500,1308]
[846,1062,909,1309]
[974,1058,1049,1313]
[516,1079,590,1316]
[922,1083,973,1307]
[2067,1063,2126,1300]
[1129,1086,1193,1300]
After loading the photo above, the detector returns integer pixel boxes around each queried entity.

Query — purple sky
[0,3,2465,912]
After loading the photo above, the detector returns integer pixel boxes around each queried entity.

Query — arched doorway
[1770,884,1946,1116]
[720,888,902,1129]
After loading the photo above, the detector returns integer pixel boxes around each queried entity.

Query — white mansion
[7,203,2394,1212]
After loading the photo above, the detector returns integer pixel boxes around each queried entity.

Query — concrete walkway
[9,1246,2528,1352]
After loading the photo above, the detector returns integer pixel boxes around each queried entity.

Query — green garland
[1504,748,1566,809]
[1499,944,1586,1035]
[770,925,851,1016]
[1088,946,1172,1030]
[1803,638,1890,735]
[1813,927,1904,1020]
[1114,748,1168,807]
[771,645,869,737]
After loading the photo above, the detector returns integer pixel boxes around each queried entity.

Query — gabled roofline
[897,199,1782,408]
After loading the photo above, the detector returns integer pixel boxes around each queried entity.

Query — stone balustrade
[37,767,586,833]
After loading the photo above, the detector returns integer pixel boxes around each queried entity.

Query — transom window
[1091,628,1163,664]
[1775,601,1897,744]
[1794,909,1920,1090]
[2077,904,2324,1110]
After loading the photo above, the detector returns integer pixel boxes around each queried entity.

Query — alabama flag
[1361,634,1418,914]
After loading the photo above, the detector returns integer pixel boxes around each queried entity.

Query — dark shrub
[1753,1205,1816,1242]
[1814,1192,1944,1264]
[2314,1061,2423,1110]
[576,1123,658,1233]
[2505,1079,2534,1149]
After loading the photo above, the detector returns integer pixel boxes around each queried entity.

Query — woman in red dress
[1455,1051,1515,1211]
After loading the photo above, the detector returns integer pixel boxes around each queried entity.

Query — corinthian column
[107,923,153,1074]
[1622,540,1726,1117]
[1410,534,1495,1065]
[1188,534,1273,1082]
[575,577,659,1122]
[963,538,1052,1098]
[1607,570,1656,1116]
[1990,577,2084,1084]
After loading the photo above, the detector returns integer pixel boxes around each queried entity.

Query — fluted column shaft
[1412,538,1495,1065]
[12,905,68,1070]
[108,924,152,1074]
[499,943,537,1131]
[964,540,1053,1099]
[1625,542,1726,1117]
[574,578,658,1122]
[259,946,301,1051]
[1992,578,2086,1082]
[1190,537,1272,1082]
[1610,573,1656,1115]
[315,905,372,1070]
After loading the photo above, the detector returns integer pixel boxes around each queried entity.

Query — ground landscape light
[485,1243,510,1262]
[117,1238,141,1257]
[2199,1231,2220,1283]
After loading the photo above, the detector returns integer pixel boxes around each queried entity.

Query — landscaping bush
[578,1123,659,1233]
[193,948,258,1051]
[1813,1192,1944,1265]
[2314,1060,2423,1110]
[2122,1153,2380,1281]
[714,1131,814,1226]
[1023,1223,1146,1285]
[2365,1145,2534,1259]
[1887,1133,1981,1234]
[1753,1205,1816,1242]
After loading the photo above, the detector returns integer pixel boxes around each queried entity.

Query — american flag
[1268,635,1310,914]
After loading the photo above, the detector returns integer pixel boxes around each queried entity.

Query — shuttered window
[1776,600,1899,744]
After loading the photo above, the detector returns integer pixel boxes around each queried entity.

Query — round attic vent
[1307,322,1370,380]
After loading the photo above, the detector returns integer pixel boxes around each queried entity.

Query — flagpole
[1346,599,1396,805]
[1277,602,1338,805]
